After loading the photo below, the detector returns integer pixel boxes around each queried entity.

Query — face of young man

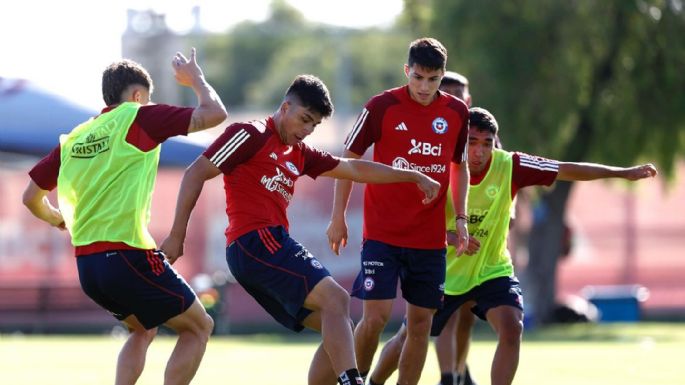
[468,126,496,176]
[277,100,323,145]
[404,64,444,106]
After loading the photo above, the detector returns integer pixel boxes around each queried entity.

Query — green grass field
[1,322,683,384]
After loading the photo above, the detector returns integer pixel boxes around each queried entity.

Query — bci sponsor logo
[408,139,442,156]
[392,157,446,174]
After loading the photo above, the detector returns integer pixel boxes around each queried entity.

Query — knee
[361,312,390,334]
[202,313,215,337]
[321,285,351,317]
[188,312,215,343]
[406,316,433,337]
[131,326,157,345]
[498,319,523,346]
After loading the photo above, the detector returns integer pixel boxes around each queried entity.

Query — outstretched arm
[172,47,228,132]
[556,162,657,182]
[22,180,65,230]
[161,156,221,264]
[325,149,361,255]
[322,158,440,203]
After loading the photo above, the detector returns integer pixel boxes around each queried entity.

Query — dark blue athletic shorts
[77,249,196,330]
[350,239,446,309]
[226,226,331,332]
[430,276,524,336]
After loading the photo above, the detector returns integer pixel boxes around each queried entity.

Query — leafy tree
[426,0,685,324]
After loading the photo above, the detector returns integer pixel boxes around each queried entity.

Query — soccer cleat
[459,366,477,385]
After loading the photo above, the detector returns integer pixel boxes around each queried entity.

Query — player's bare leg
[368,323,406,384]
[354,299,394,376]
[455,302,477,380]
[163,299,214,385]
[434,311,457,382]
[397,303,435,385]
[303,277,359,384]
[485,305,523,385]
[115,316,157,385]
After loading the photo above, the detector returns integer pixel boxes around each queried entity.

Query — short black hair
[285,74,334,118]
[441,71,469,87]
[408,37,448,71]
[469,107,499,135]
[101,59,153,106]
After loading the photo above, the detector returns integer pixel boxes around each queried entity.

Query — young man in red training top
[327,37,470,385]
[22,48,227,385]
[160,74,441,385]
[366,106,658,385]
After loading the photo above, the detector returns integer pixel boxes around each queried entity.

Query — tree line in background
[184,0,684,325]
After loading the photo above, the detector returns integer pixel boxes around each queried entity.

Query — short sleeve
[511,152,559,193]
[136,104,194,142]
[343,95,391,156]
[203,123,264,174]
[28,146,61,191]
[301,144,341,179]
[450,99,469,164]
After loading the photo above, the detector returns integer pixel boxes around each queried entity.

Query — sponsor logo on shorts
[310,259,323,269]
[510,287,523,305]
[363,277,375,291]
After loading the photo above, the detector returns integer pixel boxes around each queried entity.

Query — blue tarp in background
[0,77,208,167]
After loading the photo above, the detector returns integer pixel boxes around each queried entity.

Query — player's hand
[172,47,204,87]
[326,216,348,256]
[416,174,440,204]
[622,163,658,181]
[464,236,481,256]
[454,221,469,256]
[446,230,459,248]
[160,234,184,265]
[49,209,66,231]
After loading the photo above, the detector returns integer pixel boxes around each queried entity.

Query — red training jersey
[344,86,469,249]
[203,117,340,244]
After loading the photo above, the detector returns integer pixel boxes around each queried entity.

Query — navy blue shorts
[226,226,331,332]
[350,239,446,309]
[77,249,196,330]
[430,276,523,336]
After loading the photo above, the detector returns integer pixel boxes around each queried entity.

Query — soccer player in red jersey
[326,38,471,385]
[160,74,441,385]
[22,49,227,385]
[366,107,658,385]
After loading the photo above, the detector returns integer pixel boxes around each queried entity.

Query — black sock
[440,372,455,385]
[338,368,363,385]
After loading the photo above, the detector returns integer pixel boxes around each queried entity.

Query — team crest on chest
[432,117,448,134]
[486,184,499,198]
[285,161,300,176]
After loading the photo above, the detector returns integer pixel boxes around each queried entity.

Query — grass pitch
[1,322,683,384]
